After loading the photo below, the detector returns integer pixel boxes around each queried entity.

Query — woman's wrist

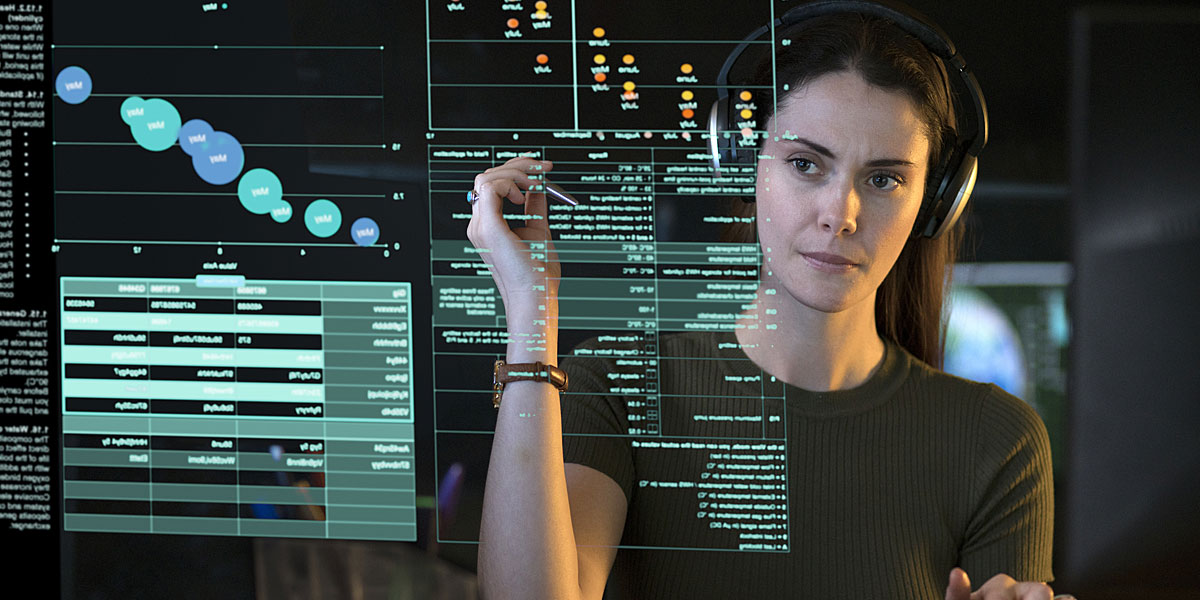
[504,295,558,361]
[506,329,557,363]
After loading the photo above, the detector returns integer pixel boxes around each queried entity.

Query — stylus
[543,180,580,206]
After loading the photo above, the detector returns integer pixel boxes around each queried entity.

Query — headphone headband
[707,0,989,238]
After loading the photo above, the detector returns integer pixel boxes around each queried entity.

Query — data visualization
[32,0,1069,568]
[426,0,774,131]
[48,0,421,547]
[60,277,415,539]
[427,130,796,550]
[424,0,812,553]
[51,15,392,249]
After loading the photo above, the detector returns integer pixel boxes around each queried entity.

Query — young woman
[466,7,1058,599]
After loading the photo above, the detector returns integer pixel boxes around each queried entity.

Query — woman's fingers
[476,171,552,206]
[465,157,559,306]
[469,158,554,242]
[484,156,552,177]
[523,179,551,234]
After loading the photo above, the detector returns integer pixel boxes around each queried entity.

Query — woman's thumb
[944,567,971,600]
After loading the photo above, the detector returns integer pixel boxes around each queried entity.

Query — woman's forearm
[477,306,586,600]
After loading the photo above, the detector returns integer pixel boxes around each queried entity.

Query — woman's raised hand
[465,156,561,345]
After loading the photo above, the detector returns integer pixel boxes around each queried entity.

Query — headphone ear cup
[915,139,976,239]
[708,98,734,176]
[913,142,956,238]
[926,153,977,238]
[708,94,760,180]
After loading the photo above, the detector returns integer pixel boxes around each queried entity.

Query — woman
[466,8,1057,599]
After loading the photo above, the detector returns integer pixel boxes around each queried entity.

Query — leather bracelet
[492,359,568,408]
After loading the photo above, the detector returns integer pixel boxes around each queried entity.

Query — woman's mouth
[800,252,858,273]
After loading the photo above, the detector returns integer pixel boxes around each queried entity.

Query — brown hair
[722,12,966,368]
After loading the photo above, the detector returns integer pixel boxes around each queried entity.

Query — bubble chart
[350,217,380,246]
[179,119,245,185]
[56,66,92,104]
[304,199,342,238]
[120,97,182,152]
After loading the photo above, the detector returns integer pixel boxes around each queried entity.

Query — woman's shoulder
[899,345,1050,446]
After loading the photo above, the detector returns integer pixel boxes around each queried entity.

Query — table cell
[320,301,408,318]
[64,481,151,501]
[150,515,240,536]
[326,521,416,541]
[64,513,152,533]
[323,350,406,369]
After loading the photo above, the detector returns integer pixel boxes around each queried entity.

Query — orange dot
[593,54,606,65]
[682,109,695,119]
[680,63,693,74]
[739,90,753,101]
[681,90,694,101]
[535,0,547,8]
[622,54,635,65]
[536,53,549,65]
[623,90,637,100]
[594,72,607,83]
[622,81,636,92]
[740,108,753,119]
[741,127,754,139]
[507,18,519,28]
[592,27,605,38]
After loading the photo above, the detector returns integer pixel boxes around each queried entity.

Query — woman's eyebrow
[781,137,916,168]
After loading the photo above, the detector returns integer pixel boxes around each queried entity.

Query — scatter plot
[53,41,390,247]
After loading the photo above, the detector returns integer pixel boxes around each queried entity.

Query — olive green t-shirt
[560,330,1054,599]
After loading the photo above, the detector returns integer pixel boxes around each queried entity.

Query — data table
[59,277,416,540]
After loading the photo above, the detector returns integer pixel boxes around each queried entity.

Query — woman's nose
[817,179,859,235]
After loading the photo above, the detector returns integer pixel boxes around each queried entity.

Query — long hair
[722,12,965,368]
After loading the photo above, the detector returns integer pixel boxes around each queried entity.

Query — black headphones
[706,0,989,239]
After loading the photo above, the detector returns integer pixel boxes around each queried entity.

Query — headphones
[706,0,989,239]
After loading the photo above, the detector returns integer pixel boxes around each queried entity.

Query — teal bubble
[304,199,341,238]
[120,97,181,152]
[237,168,283,215]
[120,96,145,126]
[270,201,293,223]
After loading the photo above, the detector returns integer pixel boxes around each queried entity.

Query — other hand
[944,567,1070,600]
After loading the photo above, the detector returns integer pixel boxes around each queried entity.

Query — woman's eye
[789,158,817,174]
[869,173,903,191]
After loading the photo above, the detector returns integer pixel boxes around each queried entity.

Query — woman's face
[755,70,931,314]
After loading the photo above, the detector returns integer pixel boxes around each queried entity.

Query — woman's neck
[734,281,886,392]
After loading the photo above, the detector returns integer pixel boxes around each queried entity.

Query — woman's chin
[774,278,866,315]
